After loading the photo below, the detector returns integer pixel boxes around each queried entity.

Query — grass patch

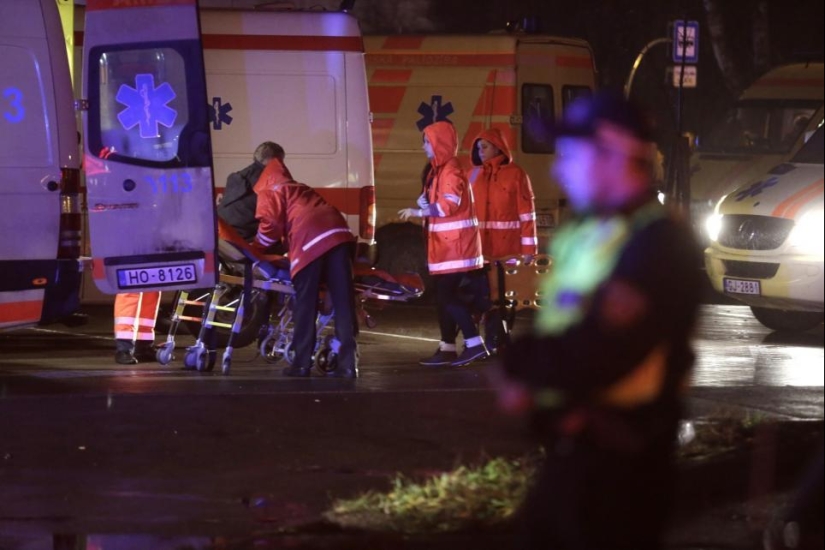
[326,454,540,534]
[326,413,767,534]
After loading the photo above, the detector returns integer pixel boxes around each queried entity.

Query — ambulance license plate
[723,278,761,296]
[117,264,197,289]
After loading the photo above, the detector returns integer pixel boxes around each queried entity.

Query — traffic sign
[671,65,697,88]
[672,20,699,63]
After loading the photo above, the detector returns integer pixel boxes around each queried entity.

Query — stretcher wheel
[314,345,339,374]
[284,342,296,365]
[183,348,199,370]
[364,313,378,330]
[259,332,284,364]
[156,343,175,366]
[195,349,216,372]
[221,353,231,376]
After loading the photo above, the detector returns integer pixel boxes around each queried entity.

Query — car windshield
[699,101,820,154]
[791,124,824,164]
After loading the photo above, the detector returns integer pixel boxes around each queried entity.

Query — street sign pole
[670,19,699,218]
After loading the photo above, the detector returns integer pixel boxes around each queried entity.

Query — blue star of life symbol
[416,95,454,131]
[209,97,233,130]
[735,176,779,201]
[116,74,177,139]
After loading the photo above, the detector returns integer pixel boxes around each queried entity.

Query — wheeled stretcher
[157,221,424,375]
[486,254,553,350]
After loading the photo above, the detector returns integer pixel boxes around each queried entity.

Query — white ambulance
[71,4,375,242]
[704,123,824,332]
[0,0,83,329]
[1,0,220,330]
[690,62,824,241]
[70,3,375,302]
[364,32,597,251]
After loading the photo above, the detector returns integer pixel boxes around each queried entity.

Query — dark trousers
[433,271,483,344]
[516,443,674,550]
[291,244,357,371]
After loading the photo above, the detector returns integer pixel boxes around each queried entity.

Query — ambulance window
[791,124,824,164]
[700,101,820,154]
[562,86,591,110]
[1,45,50,167]
[87,41,209,168]
[522,84,555,154]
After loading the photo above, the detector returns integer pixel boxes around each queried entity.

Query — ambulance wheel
[751,307,823,332]
[221,354,231,376]
[156,344,174,366]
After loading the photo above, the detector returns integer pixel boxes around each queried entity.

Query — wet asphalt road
[0,302,822,547]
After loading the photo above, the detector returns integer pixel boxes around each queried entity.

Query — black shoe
[326,367,358,379]
[451,344,489,367]
[419,348,458,367]
[133,344,158,363]
[282,365,311,377]
[115,350,138,365]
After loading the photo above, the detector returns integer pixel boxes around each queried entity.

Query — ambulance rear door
[82,0,217,294]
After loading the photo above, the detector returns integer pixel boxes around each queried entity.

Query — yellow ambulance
[364,32,598,252]
[704,123,824,332]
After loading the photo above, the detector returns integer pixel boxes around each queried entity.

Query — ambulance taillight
[58,167,82,260]
[360,185,376,241]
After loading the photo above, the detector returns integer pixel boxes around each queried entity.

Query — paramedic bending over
[252,148,359,379]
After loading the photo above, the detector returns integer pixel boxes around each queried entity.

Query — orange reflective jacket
[423,122,484,275]
[254,159,354,278]
[468,128,537,259]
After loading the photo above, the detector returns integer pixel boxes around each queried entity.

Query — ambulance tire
[180,288,270,349]
[751,307,823,333]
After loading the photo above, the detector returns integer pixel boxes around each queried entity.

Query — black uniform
[217,161,265,241]
[504,201,703,550]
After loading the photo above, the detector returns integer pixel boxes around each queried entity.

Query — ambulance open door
[82,0,217,294]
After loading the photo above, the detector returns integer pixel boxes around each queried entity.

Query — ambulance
[0,0,83,329]
[364,32,597,252]
[704,123,824,332]
[70,2,375,302]
[1,0,220,330]
[690,62,824,242]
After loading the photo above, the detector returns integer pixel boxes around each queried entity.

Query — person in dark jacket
[493,89,703,550]
[217,141,284,241]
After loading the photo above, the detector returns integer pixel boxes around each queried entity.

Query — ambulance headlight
[788,210,825,255]
[705,213,723,242]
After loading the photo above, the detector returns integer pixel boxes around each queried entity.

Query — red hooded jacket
[468,128,537,258]
[422,122,484,275]
[253,159,354,277]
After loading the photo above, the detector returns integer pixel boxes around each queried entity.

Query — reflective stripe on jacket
[254,159,354,278]
[423,122,483,275]
[469,128,537,259]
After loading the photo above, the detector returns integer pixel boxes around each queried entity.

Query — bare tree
[353,0,434,33]
[702,0,771,96]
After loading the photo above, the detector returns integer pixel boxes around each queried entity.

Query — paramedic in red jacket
[253,156,358,378]
[399,121,488,367]
[468,128,538,352]
[469,128,538,260]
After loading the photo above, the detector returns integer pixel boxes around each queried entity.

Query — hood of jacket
[423,121,459,168]
[253,158,295,194]
[471,127,513,166]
